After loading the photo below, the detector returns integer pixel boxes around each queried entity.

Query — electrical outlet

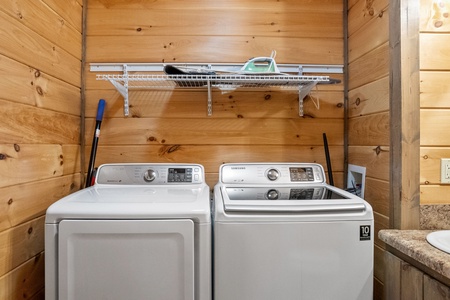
[441,159,450,184]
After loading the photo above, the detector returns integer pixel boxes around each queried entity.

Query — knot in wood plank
[373,145,388,155]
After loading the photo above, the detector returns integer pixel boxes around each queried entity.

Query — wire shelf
[96,74,329,89]
[92,63,342,117]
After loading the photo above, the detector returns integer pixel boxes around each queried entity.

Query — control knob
[266,189,279,200]
[266,168,280,181]
[144,169,157,182]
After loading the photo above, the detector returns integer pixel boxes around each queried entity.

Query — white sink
[427,230,450,254]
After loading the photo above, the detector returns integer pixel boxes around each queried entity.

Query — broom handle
[86,99,106,188]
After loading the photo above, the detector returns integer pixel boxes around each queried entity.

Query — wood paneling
[30,289,45,300]
[374,244,386,284]
[348,112,390,146]
[421,185,450,205]
[0,55,81,115]
[90,145,344,171]
[365,177,390,216]
[348,77,389,117]
[348,0,389,37]
[420,34,450,70]
[0,252,44,300]
[0,217,45,277]
[421,110,450,146]
[62,145,81,175]
[85,90,345,119]
[88,0,344,11]
[348,145,389,180]
[42,0,83,32]
[348,43,389,90]
[87,118,344,146]
[0,0,81,58]
[348,5,389,63]
[421,147,450,184]
[0,144,63,188]
[87,9,343,38]
[420,0,450,208]
[390,0,420,230]
[0,11,80,86]
[420,0,450,32]
[86,35,343,64]
[420,71,450,108]
[0,0,82,297]
[0,100,80,144]
[0,175,80,232]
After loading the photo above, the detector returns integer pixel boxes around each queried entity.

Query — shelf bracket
[107,64,130,116]
[298,82,319,117]
[207,78,212,116]
[299,91,304,117]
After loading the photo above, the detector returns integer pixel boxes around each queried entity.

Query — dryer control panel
[220,163,325,184]
[96,164,204,185]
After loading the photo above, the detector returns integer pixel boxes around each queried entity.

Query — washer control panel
[96,164,204,185]
[221,163,325,184]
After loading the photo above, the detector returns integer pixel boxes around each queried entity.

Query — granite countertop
[379,229,450,280]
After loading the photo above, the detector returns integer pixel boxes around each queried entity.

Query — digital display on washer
[225,187,350,200]
[168,168,192,182]
[289,167,315,182]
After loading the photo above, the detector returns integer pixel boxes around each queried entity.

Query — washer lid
[45,184,210,224]
[221,185,367,213]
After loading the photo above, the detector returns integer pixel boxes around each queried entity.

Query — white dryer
[45,163,211,300]
[213,163,374,300]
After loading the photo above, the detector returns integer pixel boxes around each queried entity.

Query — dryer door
[58,219,195,300]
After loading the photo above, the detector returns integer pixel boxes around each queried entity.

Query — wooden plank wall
[420,0,450,205]
[389,0,421,230]
[347,0,390,299]
[85,0,346,188]
[0,0,82,299]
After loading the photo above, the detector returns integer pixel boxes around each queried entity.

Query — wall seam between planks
[344,0,349,186]
[80,0,87,188]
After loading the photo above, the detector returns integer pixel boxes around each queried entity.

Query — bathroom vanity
[379,230,450,300]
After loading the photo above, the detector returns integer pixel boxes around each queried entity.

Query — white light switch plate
[441,158,450,184]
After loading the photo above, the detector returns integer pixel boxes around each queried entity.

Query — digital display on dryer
[168,168,192,182]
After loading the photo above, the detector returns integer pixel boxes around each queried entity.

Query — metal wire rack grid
[96,74,330,89]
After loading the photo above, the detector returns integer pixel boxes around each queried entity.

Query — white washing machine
[45,163,211,300]
[213,163,374,300]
